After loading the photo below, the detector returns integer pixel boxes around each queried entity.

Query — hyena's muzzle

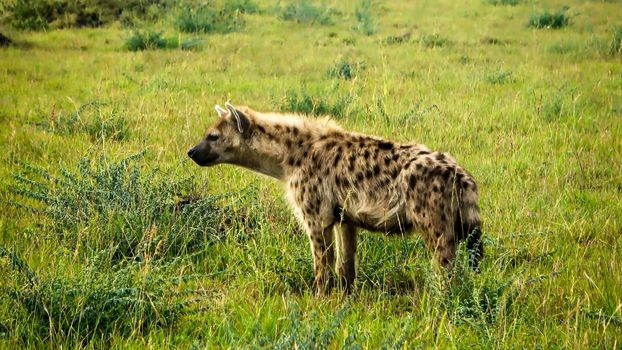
[187,141,219,166]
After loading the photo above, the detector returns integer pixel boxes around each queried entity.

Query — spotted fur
[188,103,483,295]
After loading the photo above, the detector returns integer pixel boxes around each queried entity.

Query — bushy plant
[485,69,514,84]
[223,0,260,14]
[280,1,333,25]
[382,32,412,45]
[271,304,349,349]
[419,33,449,48]
[176,6,245,34]
[125,30,179,51]
[610,26,622,57]
[278,89,357,119]
[32,102,131,142]
[327,59,365,80]
[528,7,571,29]
[9,153,261,260]
[1,247,186,342]
[487,0,519,5]
[5,0,169,30]
[355,0,377,36]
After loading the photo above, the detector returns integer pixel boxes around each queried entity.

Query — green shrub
[271,304,349,349]
[32,102,131,142]
[528,7,571,29]
[280,1,333,25]
[485,69,514,84]
[610,26,622,56]
[1,247,186,341]
[419,33,449,48]
[327,59,365,80]
[176,6,245,34]
[487,0,519,5]
[5,0,169,30]
[125,30,187,51]
[383,32,412,45]
[223,0,260,14]
[124,31,202,51]
[9,153,261,260]
[355,0,377,36]
[278,89,357,119]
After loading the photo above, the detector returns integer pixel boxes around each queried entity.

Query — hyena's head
[187,102,252,167]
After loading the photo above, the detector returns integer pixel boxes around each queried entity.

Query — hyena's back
[295,133,483,266]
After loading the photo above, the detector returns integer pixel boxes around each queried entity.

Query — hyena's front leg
[307,224,336,296]
[335,223,357,294]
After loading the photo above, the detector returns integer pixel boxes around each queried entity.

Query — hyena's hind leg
[335,223,357,294]
[306,223,336,296]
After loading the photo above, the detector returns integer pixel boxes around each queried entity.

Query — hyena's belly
[335,201,413,235]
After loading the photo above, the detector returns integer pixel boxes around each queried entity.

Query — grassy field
[1,0,621,348]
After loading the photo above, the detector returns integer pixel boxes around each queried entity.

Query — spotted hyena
[188,102,483,295]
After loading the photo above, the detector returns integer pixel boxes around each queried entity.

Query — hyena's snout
[187,142,219,166]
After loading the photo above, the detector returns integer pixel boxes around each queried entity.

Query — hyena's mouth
[193,153,219,167]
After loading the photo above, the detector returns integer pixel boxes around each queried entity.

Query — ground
[0,0,621,348]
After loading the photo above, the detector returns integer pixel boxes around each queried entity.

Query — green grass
[1,0,621,348]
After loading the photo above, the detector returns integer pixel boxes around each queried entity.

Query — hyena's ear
[215,105,227,117]
[225,102,251,134]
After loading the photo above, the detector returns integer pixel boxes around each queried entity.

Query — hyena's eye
[207,132,220,141]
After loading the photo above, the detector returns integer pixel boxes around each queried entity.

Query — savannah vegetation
[0,0,621,348]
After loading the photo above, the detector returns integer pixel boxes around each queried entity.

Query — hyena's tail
[455,184,484,269]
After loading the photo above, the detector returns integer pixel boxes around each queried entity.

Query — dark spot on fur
[356,172,364,182]
[334,152,342,166]
[256,125,266,133]
[415,163,423,170]
[373,164,380,176]
[285,139,292,148]
[409,174,417,188]
[326,141,336,149]
[390,168,399,178]
[363,149,370,159]
[435,153,446,161]
[288,157,295,166]
[384,157,391,166]
[392,153,399,162]
[442,170,451,182]
[418,150,430,155]
[378,141,393,150]
[335,175,342,187]
[292,127,299,136]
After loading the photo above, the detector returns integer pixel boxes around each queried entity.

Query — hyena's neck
[238,113,340,181]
